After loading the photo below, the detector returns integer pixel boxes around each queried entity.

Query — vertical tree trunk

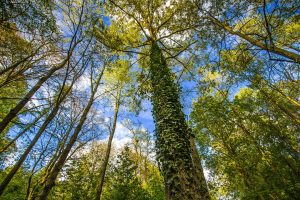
[149,42,209,200]
[27,120,76,200]
[0,65,60,134]
[0,67,81,195]
[95,87,121,200]
[36,67,105,200]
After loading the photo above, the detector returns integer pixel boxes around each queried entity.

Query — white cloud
[75,74,90,91]
[114,122,131,140]
[98,121,132,150]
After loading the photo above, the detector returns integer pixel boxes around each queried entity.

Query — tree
[191,75,300,199]
[95,1,209,199]
[101,145,150,200]
[35,63,106,200]
[49,142,112,200]
[0,167,30,200]
[1,1,299,200]
[95,59,131,200]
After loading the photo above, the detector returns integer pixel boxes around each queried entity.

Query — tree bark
[0,84,72,196]
[149,42,209,200]
[28,119,76,199]
[190,138,210,199]
[0,109,48,154]
[0,101,64,195]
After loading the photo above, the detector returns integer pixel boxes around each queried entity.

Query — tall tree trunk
[149,42,209,200]
[190,138,210,199]
[36,67,105,200]
[27,120,76,200]
[95,87,121,200]
[26,135,53,200]
[0,65,80,195]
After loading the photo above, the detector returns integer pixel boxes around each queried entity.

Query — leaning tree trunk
[0,39,79,134]
[36,67,105,200]
[149,42,209,200]
[0,85,72,196]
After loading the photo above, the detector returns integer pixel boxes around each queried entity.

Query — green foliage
[104,59,131,86]
[191,84,300,199]
[220,44,254,73]
[0,0,57,35]
[149,43,203,199]
[143,165,165,200]
[102,146,150,200]
[49,142,108,200]
[48,143,165,200]
[1,1,300,200]
[0,77,27,152]
[0,167,29,200]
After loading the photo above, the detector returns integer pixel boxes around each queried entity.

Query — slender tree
[95,59,130,200]
[36,64,106,200]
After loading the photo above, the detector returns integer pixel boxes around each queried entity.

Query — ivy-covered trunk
[149,42,208,200]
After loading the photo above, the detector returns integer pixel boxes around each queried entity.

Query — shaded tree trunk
[0,109,48,154]
[27,119,76,200]
[0,88,70,196]
[149,42,209,200]
[190,138,210,199]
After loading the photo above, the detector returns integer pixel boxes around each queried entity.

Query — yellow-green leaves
[234,16,265,35]
[95,3,143,52]
[234,87,254,100]
[203,71,222,82]
[220,44,254,72]
[0,24,32,60]
[104,59,131,86]
[233,14,300,50]
[276,17,300,47]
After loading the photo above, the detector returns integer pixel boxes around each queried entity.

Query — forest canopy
[0,0,299,200]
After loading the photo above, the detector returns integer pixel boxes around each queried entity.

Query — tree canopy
[0,0,299,200]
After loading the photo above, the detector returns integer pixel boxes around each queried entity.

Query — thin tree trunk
[0,39,79,134]
[0,65,81,195]
[259,89,300,124]
[28,120,76,199]
[0,86,71,195]
[95,86,121,200]
[149,42,208,200]
[0,109,48,154]
[36,67,105,200]
[0,43,46,77]
[26,135,53,200]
